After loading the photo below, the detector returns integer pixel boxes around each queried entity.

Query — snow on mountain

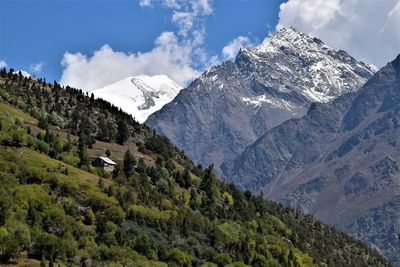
[146,27,376,171]
[14,70,32,78]
[243,27,376,103]
[90,74,182,123]
[222,54,400,265]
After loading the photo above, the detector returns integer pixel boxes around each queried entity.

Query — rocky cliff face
[222,54,400,265]
[146,27,375,170]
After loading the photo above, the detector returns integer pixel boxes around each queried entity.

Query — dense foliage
[0,69,391,266]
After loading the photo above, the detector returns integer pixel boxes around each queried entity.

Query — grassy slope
[0,101,37,124]
[0,147,166,266]
[0,101,155,168]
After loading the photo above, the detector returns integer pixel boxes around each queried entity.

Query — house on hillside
[92,156,117,172]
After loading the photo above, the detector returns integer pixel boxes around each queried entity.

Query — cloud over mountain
[60,34,199,91]
[222,36,255,60]
[60,0,214,91]
[277,0,400,67]
[0,60,7,68]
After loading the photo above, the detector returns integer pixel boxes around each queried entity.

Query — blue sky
[0,0,282,87]
[1,0,399,91]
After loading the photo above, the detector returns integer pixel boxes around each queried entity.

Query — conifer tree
[123,150,136,178]
[200,165,218,218]
[78,134,90,167]
[189,189,198,210]
[116,120,129,145]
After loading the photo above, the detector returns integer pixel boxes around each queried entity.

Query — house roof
[98,156,117,165]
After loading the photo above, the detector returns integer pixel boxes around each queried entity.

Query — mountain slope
[0,69,391,266]
[91,74,182,123]
[146,27,375,170]
[222,54,400,265]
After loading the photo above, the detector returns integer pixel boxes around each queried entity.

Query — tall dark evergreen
[123,150,136,178]
[77,134,90,167]
[200,165,218,218]
[116,120,129,145]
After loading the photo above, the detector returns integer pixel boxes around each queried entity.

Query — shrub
[47,112,65,128]
[166,248,192,267]
[213,253,232,266]
[35,140,50,155]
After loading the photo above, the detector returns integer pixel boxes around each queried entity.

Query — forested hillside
[0,69,390,266]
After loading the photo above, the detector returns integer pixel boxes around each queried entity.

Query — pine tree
[38,115,48,130]
[123,150,136,178]
[78,134,90,167]
[189,189,198,210]
[116,120,129,145]
[136,158,146,174]
[96,117,109,141]
[182,168,192,189]
[200,165,218,218]
[0,68,6,78]
[106,121,116,142]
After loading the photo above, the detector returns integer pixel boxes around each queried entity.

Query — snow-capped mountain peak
[147,27,376,172]
[236,27,376,103]
[256,27,320,53]
[14,70,32,78]
[91,74,182,123]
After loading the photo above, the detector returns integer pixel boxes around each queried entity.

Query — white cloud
[0,60,7,68]
[60,0,214,91]
[222,36,255,60]
[139,0,152,7]
[30,62,44,73]
[60,32,200,91]
[277,0,400,67]
[156,0,213,40]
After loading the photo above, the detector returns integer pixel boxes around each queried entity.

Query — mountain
[0,68,391,266]
[146,27,375,170]
[91,74,182,123]
[222,54,400,265]
[14,69,32,78]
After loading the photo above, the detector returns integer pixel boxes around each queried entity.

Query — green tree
[38,115,48,130]
[0,227,12,262]
[32,232,58,261]
[0,224,29,263]
[182,168,192,188]
[167,248,192,267]
[189,189,198,210]
[0,201,7,226]
[136,158,146,174]
[123,150,136,178]
[107,121,116,142]
[200,165,218,218]
[78,134,90,167]
[26,204,40,226]
[97,118,116,143]
[134,234,155,259]
[96,117,109,141]
[116,120,129,145]
[63,132,72,152]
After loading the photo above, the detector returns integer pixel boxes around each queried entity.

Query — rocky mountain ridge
[146,27,375,170]
[221,54,400,265]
